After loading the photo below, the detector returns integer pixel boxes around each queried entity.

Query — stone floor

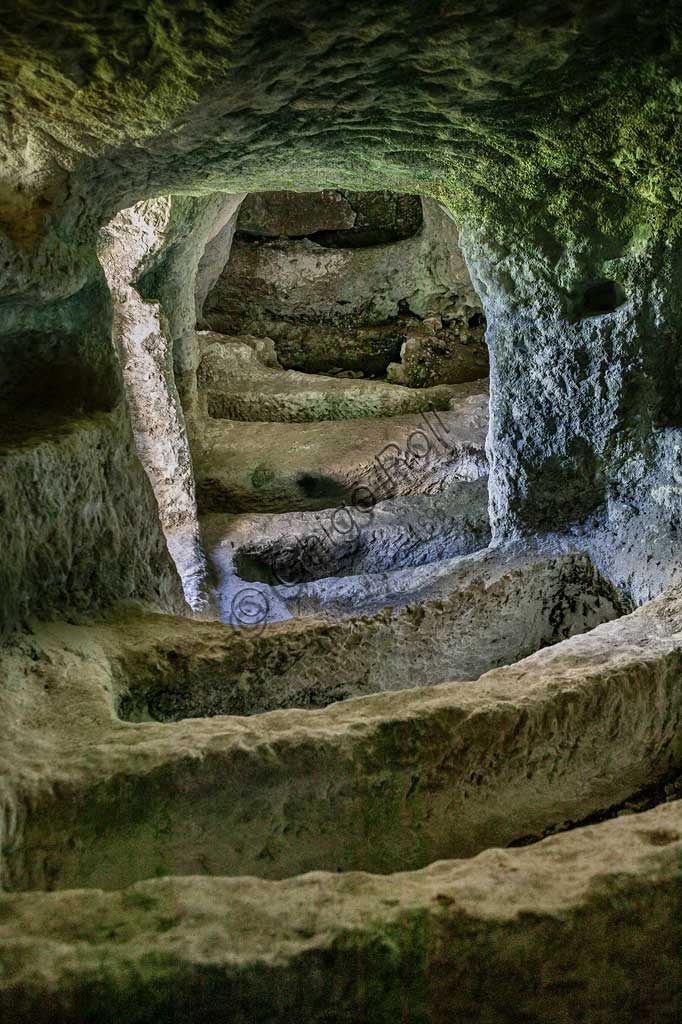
[2,581,682,1024]
[3,342,682,1023]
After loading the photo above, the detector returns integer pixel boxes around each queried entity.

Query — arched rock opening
[1,3,682,1020]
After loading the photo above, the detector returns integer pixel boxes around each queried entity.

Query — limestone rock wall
[0,238,186,634]
[1,4,682,1019]
[202,192,487,381]
[98,194,248,610]
[0,276,119,421]
[236,188,422,243]
[138,193,246,405]
[462,223,682,597]
[0,409,185,636]
[0,0,680,618]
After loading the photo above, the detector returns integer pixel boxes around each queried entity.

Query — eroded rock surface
[387,313,488,388]
[0,410,185,635]
[206,477,491,586]
[203,192,488,381]
[2,800,680,1024]
[0,583,678,897]
[192,386,489,513]
[196,330,470,422]
[1,2,681,1019]
[115,545,631,718]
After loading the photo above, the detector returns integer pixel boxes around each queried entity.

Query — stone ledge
[191,390,489,513]
[1,583,680,891]
[196,331,467,422]
[1,799,680,1023]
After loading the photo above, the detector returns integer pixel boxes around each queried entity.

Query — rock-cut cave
[1,4,682,1022]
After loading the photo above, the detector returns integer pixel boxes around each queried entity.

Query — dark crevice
[508,770,682,848]
[573,279,627,320]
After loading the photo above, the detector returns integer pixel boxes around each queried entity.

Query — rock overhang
[1,4,682,1020]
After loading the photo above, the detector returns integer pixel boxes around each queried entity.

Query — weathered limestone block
[0,585,678,893]
[206,197,476,325]
[206,476,490,585]
[0,229,184,634]
[191,385,489,513]
[195,330,469,422]
[114,546,630,717]
[224,318,407,376]
[387,314,488,387]
[0,410,185,635]
[203,196,486,378]
[139,192,246,404]
[460,222,682,591]
[1,801,680,1023]
[236,188,357,237]
[98,196,244,609]
[223,188,423,246]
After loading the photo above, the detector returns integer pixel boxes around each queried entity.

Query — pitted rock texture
[114,545,631,718]
[1,2,679,567]
[1,4,682,1020]
[98,198,195,534]
[0,409,185,636]
[98,198,214,608]
[0,277,119,422]
[460,222,682,566]
[0,583,678,895]
[235,188,423,244]
[387,313,488,389]
[266,535,634,621]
